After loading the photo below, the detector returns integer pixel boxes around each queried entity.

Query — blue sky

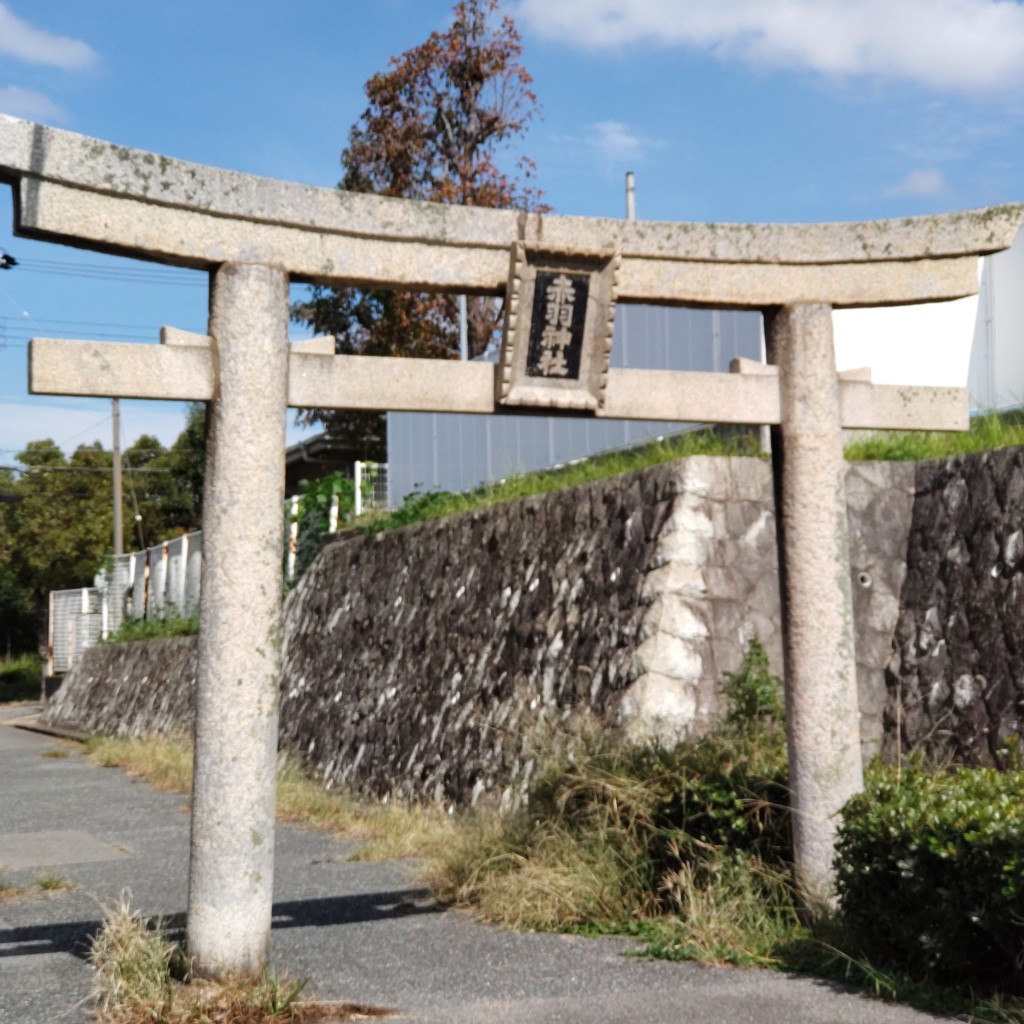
[0,0,1022,460]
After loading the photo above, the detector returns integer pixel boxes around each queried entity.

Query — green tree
[0,466,33,654]
[121,405,207,543]
[4,440,115,651]
[293,0,545,451]
[149,403,206,535]
[0,407,207,655]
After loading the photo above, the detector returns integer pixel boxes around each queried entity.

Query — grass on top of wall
[844,410,1024,462]
[359,427,764,535]
[105,618,199,644]
[357,412,1024,539]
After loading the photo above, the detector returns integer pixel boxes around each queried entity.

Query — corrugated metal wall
[968,236,1024,413]
[387,305,763,506]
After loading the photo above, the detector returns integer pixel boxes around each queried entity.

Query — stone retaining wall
[883,447,1024,766]
[44,453,919,804]
[44,636,197,737]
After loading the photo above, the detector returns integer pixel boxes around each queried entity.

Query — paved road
[0,706,949,1024]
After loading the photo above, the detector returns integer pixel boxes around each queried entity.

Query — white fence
[47,463,389,673]
[48,588,103,676]
[47,538,203,674]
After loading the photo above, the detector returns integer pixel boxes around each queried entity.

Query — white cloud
[0,3,96,70]
[886,168,951,197]
[513,0,1024,93]
[592,120,644,161]
[0,85,67,123]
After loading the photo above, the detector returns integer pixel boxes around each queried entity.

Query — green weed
[36,873,74,892]
[427,642,793,963]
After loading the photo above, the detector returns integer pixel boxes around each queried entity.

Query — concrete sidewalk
[0,707,948,1024]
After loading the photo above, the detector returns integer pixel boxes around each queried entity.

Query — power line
[12,256,203,287]
[0,314,203,330]
[1,464,173,474]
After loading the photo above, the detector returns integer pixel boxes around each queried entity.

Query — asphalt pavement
[0,705,950,1024]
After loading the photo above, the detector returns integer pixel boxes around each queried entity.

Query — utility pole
[112,398,123,555]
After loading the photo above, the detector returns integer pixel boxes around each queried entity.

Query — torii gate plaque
[3,114,1020,972]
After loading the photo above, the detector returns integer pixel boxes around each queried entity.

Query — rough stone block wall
[883,447,1024,766]
[276,455,909,805]
[43,453,924,805]
[43,636,197,736]
[278,463,681,808]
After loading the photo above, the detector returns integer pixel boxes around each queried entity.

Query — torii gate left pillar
[188,264,289,971]
[4,115,1021,973]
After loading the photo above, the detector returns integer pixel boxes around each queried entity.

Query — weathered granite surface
[883,447,1024,766]
[44,454,919,805]
[4,116,1019,307]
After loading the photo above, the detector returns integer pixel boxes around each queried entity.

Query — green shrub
[290,470,360,578]
[722,637,785,730]
[430,642,794,964]
[0,653,41,703]
[835,763,1024,994]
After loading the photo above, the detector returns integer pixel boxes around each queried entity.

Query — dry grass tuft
[86,735,194,793]
[85,735,457,861]
[0,875,24,901]
[89,896,391,1023]
[89,895,181,1020]
[650,849,800,966]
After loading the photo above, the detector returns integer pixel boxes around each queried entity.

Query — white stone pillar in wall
[187,263,289,975]
[767,303,864,911]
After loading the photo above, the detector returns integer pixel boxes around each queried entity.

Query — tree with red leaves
[294,0,545,456]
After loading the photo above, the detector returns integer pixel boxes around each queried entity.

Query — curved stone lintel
[1,116,1021,287]
[13,178,990,307]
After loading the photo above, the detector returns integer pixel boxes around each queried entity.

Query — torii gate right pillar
[767,303,863,909]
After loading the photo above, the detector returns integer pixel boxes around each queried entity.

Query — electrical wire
[13,256,203,287]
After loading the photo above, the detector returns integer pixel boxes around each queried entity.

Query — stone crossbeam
[29,335,968,431]
[2,115,1021,307]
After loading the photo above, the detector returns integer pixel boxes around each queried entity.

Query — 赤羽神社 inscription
[2,112,1020,971]
[527,271,588,378]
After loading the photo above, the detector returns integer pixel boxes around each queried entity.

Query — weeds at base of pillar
[88,893,389,1023]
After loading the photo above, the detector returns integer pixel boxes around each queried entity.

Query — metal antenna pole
[458,294,469,361]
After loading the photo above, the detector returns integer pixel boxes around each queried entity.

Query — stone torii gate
[2,115,1020,974]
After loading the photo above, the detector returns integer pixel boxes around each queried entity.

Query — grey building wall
[386,306,763,507]
[968,234,1024,413]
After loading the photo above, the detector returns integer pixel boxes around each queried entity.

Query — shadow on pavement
[0,888,440,960]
